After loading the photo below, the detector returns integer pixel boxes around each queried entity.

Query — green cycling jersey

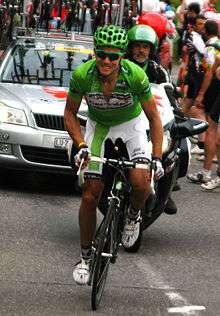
[68,59,153,126]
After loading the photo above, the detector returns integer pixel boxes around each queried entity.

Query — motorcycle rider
[127,24,178,215]
[126,24,169,83]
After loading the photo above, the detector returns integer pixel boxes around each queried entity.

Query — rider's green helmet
[94,25,128,51]
[127,24,158,49]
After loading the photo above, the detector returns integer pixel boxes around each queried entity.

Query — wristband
[78,141,88,149]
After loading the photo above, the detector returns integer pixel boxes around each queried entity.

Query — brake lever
[151,161,156,195]
[77,157,85,176]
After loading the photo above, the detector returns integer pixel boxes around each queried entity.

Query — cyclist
[64,25,164,285]
[126,24,178,215]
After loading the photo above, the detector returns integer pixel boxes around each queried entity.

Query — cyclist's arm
[64,94,85,147]
[141,97,163,160]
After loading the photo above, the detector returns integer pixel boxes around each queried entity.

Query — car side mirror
[171,118,209,139]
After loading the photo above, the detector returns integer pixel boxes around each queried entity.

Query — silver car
[0,32,91,174]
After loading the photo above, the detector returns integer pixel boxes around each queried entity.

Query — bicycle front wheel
[91,199,117,310]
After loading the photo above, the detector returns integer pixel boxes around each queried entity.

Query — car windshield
[0,39,93,87]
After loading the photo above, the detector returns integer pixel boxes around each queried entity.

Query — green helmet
[127,24,158,49]
[94,25,128,51]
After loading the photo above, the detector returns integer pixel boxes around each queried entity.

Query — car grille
[34,114,65,131]
[21,145,70,166]
[33,113,86,131]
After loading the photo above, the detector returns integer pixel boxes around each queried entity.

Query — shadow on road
[0,169,81,196]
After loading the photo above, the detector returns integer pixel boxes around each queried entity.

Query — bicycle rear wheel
[91,199,117,310]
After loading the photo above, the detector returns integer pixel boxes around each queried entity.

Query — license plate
[54,137,70,149]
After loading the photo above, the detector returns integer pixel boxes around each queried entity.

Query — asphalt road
[0,154,219,316]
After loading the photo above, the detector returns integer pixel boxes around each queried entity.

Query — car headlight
[0,102,28,126]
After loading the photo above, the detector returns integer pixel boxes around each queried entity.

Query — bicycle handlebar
[77,155,151,176]
[77,155,155,193]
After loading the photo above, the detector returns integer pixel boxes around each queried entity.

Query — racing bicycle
[78,152,151,310]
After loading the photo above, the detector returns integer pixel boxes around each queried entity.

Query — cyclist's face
[95,47,123,76]
[131,42,151,63]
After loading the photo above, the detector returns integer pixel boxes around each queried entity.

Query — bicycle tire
[91,199,117,310]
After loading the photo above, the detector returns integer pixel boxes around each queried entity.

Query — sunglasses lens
[108,53,120,61]
[96,50,121,61]
[96,51,107,59]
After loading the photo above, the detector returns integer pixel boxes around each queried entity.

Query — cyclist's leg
[119,114,151,248]
[128,168,151,211]
[125,113,151,210]
[79,179,104,251]
[73,119,110,285]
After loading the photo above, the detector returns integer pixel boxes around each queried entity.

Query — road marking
[168,306,206,313]
[135,258,206,316]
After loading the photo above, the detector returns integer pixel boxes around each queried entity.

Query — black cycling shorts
[186,71,204,99]
[204,77,220,122]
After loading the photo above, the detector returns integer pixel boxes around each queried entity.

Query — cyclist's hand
[153,158,164,180]
[74,147,91,169]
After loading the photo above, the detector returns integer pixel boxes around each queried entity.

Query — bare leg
[189,105,206,143]
[204,116,218,171]
[128,168,151,211]
[181,97,193,116]
[79,179,104,248]
[216,129,220,173]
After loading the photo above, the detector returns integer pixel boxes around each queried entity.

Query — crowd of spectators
[172,0,220,191]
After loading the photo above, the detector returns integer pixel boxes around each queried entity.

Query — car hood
[0,83,87,117]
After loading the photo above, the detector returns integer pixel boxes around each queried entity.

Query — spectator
[187,19,220,184]
[181,15,206,116]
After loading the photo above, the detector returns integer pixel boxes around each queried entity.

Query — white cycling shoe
[73,258,90,285]
[122,211,141,248]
